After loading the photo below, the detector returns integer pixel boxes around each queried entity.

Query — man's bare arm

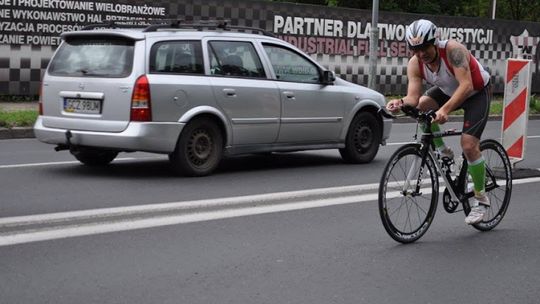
[441,41,474,113]
[387,56,424,112]
[403,56,424,106]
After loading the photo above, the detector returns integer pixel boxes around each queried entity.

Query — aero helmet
[405,19,437,49]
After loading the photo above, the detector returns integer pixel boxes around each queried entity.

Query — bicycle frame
[409,127,501,208]
[406,129,462,202]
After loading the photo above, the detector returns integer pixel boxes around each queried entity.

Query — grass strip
[0,110,39,128]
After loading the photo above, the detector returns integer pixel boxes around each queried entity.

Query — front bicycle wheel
[379,144,439,243]
[470,139,513,231]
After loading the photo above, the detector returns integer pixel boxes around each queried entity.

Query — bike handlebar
[379,105,436,124]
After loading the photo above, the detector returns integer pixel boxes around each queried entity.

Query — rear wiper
[76,68,101,76]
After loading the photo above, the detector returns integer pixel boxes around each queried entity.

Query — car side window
[150,41,204,74]
[262,44,320,83]
[208,41,266,78]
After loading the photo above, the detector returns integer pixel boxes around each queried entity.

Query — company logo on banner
[272,15,494,57]
[510,29,540,61]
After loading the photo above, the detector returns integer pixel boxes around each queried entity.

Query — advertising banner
[1,0,540,96]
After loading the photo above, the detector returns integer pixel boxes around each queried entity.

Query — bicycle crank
[442,188,460,213]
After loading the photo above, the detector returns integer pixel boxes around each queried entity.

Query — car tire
[339,111,380,163]
[72,148,118,166]
[169,118,223,176]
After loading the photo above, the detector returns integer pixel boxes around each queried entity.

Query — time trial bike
[378,105,512,243]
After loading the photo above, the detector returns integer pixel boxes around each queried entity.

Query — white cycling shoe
[465,196,490,225]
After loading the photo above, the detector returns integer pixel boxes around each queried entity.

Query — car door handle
[223,88,236,97]
[283,91,295,100]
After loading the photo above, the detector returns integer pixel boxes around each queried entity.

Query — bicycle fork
[401,146,440,198]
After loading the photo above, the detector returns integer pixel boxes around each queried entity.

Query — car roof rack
[82,20,149,30]
[143,19,276,37]
[82,19,276,37]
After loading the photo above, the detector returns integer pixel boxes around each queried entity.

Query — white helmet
[406,19,437,49]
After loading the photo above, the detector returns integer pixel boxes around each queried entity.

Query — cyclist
[386,19,491,225]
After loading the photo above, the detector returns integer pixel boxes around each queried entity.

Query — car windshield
[48,37,134,77]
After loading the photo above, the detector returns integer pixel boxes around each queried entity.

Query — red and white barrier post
[502,58,532,166]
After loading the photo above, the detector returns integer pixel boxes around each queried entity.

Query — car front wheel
[339,111,381,163]
[169,118,223,176]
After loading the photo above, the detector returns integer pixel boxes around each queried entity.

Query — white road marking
[0,157,162,169]
[0,183,382,226]
[0,160,84,168]
[0,193,377,247]
[1,177,540,247]
[387,141,415,146]
[0,135,538,168]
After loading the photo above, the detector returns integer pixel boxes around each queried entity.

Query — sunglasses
[409,44,432,52]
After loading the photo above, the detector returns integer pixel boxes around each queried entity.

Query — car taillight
[38,82,43,115]
[131,75,151,121]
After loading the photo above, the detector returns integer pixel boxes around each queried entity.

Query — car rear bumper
[34,117,184,153]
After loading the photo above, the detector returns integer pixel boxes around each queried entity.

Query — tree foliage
[269,0,540,22]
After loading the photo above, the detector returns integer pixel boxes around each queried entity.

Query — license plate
[64,98,102,114]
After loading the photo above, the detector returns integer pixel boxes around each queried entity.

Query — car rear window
[48,37,134,77]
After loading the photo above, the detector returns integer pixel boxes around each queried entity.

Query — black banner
[1,0,539,95]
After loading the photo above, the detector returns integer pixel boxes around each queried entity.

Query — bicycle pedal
[440,157,455,167]
[442,156,454,163]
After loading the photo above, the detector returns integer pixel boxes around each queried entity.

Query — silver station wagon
[34,20,392,176]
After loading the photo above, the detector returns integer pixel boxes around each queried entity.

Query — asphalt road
[1,120,540,304]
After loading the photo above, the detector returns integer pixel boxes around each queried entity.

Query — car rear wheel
[339,111,380,163]
[72,148,118,166]
[169,118,223,176]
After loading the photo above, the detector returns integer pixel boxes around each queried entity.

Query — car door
[145,39,215,123]
[206,39,281,145]
[261,43,345,143]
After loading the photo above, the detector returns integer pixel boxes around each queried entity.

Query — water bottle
[453,155,463,178]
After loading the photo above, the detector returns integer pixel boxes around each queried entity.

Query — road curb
[0,127,35,139]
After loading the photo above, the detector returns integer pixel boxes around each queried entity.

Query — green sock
[468,157,486,195]
[421,123,445,148]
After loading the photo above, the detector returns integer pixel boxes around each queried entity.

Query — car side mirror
[322,70,336,85]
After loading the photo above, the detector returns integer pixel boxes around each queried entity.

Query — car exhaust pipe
[54,144,69,152]
[54,130,79,155]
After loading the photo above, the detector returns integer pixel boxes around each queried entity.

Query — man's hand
[433,108,449,124]
[386,98,404,113]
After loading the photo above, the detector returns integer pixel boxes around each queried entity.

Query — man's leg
[417,95,439,112]
[462,134,489,224]
[460,86,491,224]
